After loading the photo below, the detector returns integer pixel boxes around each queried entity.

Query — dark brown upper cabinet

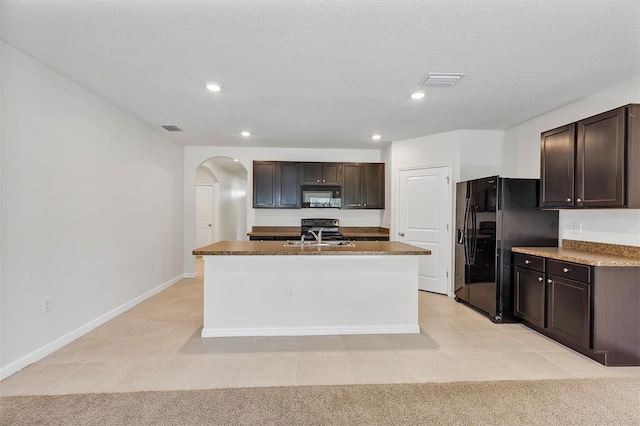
[253,161,277,208]
[253,161,301,208]
[342,163,385,209]
[541,124,576,208]
[302,162,342,185]
[254,161,385,209]
[540,104,640,209]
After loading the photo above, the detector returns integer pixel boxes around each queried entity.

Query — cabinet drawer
[547,259,591,283]
[514,253,545,272]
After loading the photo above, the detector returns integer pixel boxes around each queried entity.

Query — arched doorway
[195,157,248,247]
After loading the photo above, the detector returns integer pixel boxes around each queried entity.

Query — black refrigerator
[454,176,558,322]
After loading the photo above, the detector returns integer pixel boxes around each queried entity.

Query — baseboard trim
[0,273,186,381]
[201,325,420,337]
[183,272,197,278]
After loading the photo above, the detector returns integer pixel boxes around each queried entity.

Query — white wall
[390,129,505,182]
[200,160,247,242]
[183,146,382,273]
[503,75,640,246]
[0,43,185,378]
[196,167,218,185]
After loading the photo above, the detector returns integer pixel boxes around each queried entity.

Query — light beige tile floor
[2,258,639,396]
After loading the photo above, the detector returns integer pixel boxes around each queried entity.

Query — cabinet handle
[538,277,543,282]
[323,179,326,182]
[524,259,531,264]
[576,198,582,203]
[547,279,553,284]
[363,203,367,207]
[566,197,572,202]
[316,179,320,182]
[563,267,569,273]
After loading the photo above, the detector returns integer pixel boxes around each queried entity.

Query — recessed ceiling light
[241,131,251,137]
[410,91,425,100]
[206,82,222,92]
[372,134,382,141]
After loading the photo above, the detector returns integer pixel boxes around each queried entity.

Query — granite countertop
[193,240,429,256]
[246,226,390,238]
[512,247,640,267]
[246,226,299,237]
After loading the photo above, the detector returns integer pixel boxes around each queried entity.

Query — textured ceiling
[2,0,639,149]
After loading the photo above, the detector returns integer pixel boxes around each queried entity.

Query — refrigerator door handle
[469,199,477,265]
[463,198,471,265]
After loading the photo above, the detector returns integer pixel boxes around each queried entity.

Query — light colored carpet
[2,378,639,425]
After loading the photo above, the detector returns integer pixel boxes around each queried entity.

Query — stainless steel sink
[284,240,355,247]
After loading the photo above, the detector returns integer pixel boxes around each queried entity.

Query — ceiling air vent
[161,125,182,132]
[419,73,466,86]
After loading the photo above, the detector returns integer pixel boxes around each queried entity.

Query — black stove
[300,218,344,240]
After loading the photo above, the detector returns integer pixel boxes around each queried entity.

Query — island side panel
[201,255,420,337]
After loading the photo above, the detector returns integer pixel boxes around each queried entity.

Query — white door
[195,185,213,248]
[397,166,451,294]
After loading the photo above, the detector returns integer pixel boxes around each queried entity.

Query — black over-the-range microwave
[301,185,342,208]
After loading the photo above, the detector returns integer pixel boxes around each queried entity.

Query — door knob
[398,232,405,237]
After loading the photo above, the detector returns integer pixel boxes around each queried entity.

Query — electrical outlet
[42,297,52,313]
[286,287,294,298]
[573,222,583,234]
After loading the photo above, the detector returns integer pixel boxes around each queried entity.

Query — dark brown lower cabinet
[513,253,640,366]
[545,275,591,349]
[514,267,545,329]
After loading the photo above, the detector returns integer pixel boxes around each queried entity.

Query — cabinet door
[540,124,576,208]
[362,163,384,208]
[514,267,545,328]
[302,162,342,185]
[253,161,277,208]
[277,162,301,208]
[302,163,322,184]
[342,163,363,208]
[322,163,342,184]
[546,275,591,348]
[576,107,626,207]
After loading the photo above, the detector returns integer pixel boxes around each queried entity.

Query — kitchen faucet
[308,229,323,245]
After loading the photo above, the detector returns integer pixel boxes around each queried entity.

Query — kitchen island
[193,241,430,337]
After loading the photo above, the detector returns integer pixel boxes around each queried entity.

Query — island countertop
[193,240,430,256]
